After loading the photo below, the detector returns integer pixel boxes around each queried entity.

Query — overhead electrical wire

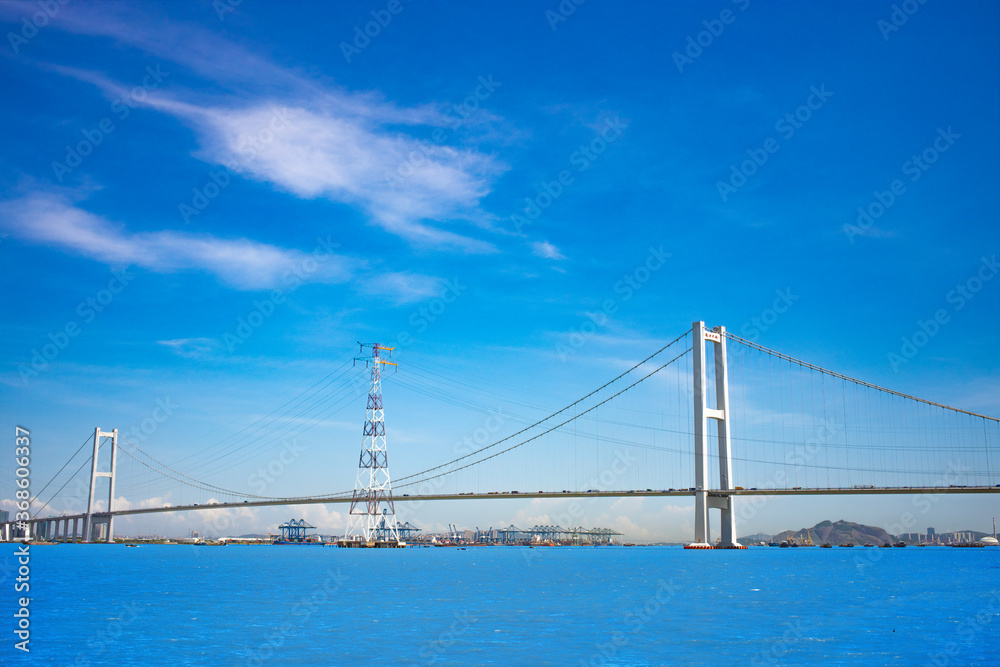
[174,349,356,454]
[169,358,357,471]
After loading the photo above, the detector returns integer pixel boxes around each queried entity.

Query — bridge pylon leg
[84,427,118,544]
[686,322,743,550]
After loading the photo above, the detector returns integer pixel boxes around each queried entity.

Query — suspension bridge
[5,322,999,547]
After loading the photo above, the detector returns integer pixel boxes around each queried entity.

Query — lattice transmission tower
[345,343,402,544]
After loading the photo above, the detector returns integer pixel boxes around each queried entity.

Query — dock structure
[395,521,421,541]
[472,525,624,545]
[276,518,317,543]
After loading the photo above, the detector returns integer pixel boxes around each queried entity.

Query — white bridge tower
[84,427,118,543]
[686,322,744,549]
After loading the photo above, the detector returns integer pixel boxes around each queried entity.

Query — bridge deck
[8,486,998,525]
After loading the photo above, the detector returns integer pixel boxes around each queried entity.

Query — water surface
[2,544,998,665]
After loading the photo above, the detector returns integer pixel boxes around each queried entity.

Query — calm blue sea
[2,544,998,665]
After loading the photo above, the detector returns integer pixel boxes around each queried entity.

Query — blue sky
[1,0,998,541]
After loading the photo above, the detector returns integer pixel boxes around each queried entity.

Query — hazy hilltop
[774,520,894,545]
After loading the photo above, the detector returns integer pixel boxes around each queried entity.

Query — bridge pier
[687,321,744,549]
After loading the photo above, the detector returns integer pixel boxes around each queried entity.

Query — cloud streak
[186,101,504,250]
[0,192,354,290]
[33,3,508,251]
[532,240,566,260]
[0,192,444,303]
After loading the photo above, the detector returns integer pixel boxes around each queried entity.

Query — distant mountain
[773,520,893,546]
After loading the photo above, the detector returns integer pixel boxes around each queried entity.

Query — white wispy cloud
[157,338,222,360]
[32,3,508,251]
[364,272,445,305]
[531,240,566,260]
[0,190,449,302]
[0,192,353,289]
[185,101,504,250]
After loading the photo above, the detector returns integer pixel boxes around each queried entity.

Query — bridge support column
[84,428,118,544]
[687,322,742,549]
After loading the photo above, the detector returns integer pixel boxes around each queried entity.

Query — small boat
[880,544,892,548]
[820,543,832,548]
[779,541,789,548]
[893,542,906,548]
[839,543,854,547]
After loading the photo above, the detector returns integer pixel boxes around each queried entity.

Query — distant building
[927,527,935,536]
[0,510,8,524]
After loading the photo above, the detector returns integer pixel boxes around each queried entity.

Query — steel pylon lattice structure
[345,343,401,543]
